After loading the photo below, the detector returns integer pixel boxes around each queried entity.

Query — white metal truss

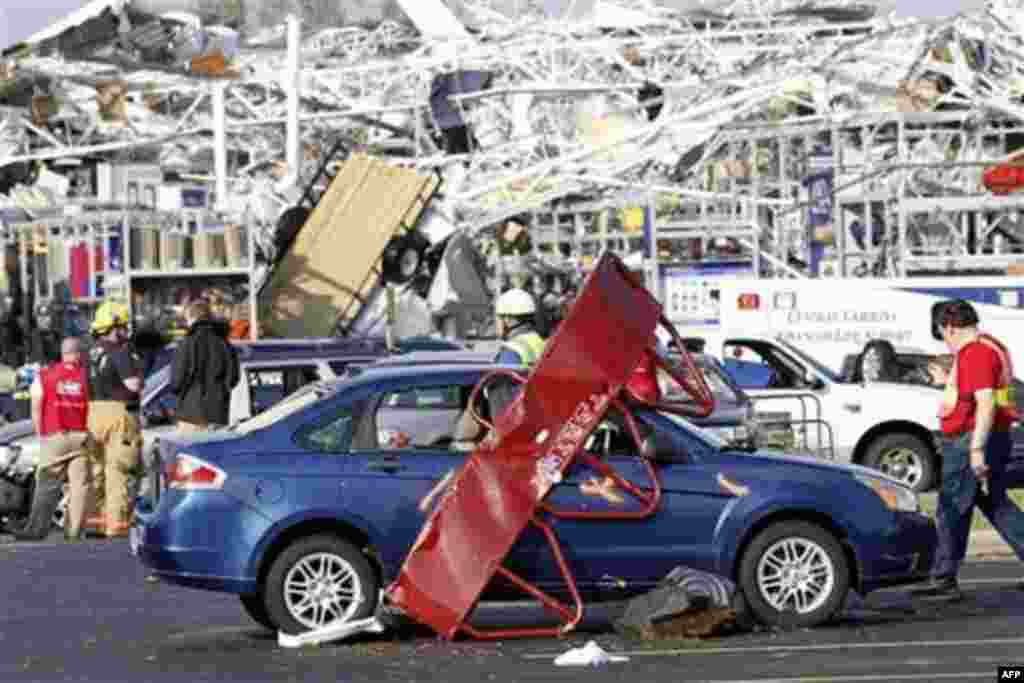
[3,0,1024,281]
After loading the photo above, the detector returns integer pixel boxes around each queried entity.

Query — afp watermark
[999,666,1024,679]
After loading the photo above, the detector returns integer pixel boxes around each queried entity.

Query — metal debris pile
[3,1,1024,278]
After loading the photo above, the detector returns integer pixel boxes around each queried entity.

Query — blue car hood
[724,448,907,485]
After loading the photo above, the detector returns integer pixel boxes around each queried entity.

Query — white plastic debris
[277,616,386,649]
[553,640,630,666]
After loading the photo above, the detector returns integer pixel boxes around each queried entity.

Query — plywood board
[260,154,439,338]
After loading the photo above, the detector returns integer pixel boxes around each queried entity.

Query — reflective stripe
[979,334,1019,421]
[502,332,546,366]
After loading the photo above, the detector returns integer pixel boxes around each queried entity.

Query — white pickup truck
[704,335,944,492]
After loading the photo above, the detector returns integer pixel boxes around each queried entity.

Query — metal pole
[213,82,228,211]
[285,14,302,192]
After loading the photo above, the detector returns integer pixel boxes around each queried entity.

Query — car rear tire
[262,534,378,635]
[863,433,935,492]
[738,520,850,629]
[240,593,276,631]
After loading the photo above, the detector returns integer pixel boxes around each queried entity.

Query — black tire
[273,206,311,256]
[239,593,277,631]
[863,433,936,493]
[738,520,850,629]
[381,233,427,284]
[262,534,379,636]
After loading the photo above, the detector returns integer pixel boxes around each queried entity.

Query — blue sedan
[133,364,937,635]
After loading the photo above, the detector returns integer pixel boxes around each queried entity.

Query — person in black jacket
[170,300,240,431]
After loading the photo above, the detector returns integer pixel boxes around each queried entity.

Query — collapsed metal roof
[1,0,1023,243]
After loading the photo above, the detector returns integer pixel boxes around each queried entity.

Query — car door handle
[368,459,405,473]
[842,402,862,413]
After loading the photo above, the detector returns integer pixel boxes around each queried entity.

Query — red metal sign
[385,252,713,640]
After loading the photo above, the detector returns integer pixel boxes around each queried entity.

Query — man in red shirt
[15,336,92,541]
[912,300,1024,600]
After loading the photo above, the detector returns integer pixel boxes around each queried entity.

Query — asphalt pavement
[1,534,1023,683]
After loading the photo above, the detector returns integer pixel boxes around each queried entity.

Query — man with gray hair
[14,336,92,541]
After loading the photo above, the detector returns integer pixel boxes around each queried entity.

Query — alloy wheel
[283,552,364,630]
[756,536,836,614]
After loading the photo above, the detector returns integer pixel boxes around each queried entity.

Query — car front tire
[863,433,935,492]
[262,534,379,635]
[738,520,850,629]
[240,593,276,631]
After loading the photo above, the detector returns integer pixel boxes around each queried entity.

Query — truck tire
[262,534,378,635]
[738,520,849,629]
[863,433,935,492]
[381,232,428,284]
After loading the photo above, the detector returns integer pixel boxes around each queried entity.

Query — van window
[248,365,319,415]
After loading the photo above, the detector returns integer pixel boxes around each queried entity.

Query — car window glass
[659,359,738,404]
[723,343,791,389]
[248,365,319,415]
[357,384,474,452]
[298,405,355,453]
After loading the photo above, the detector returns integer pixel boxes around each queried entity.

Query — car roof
[328,363,521,394]
[367,350,494,367]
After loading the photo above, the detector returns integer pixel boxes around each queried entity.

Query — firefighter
[911,299,1024,600]
[85,300,144,538]
[494,288,546,366]
[15,336,92,541]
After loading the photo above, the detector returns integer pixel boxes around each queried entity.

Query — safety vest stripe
[504,333,545,365]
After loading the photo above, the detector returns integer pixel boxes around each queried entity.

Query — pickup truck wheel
[240,593,277,631]
[863,433,935,492]
[739,521,849,629]
[263,534,378,635]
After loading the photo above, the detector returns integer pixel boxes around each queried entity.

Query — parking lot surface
[1,535,1022,683]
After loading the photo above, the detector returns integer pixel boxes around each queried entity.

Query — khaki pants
[88,401,142,535]
[38,431,92,539]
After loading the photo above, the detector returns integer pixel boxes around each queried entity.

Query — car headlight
[855,474,919,513]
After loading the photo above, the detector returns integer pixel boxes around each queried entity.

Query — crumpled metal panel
[385,251,695,639]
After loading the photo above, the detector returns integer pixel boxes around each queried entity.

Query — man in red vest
[912,300,1024,600]
[15,336,92,541]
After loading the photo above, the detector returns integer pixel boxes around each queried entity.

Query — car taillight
[164,453,226,491]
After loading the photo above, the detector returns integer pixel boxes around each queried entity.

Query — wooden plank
[260,154,439,338]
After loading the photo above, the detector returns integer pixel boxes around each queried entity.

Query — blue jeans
[932,430,1024,579]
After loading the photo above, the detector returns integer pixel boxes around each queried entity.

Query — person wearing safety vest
[911,299,1024,600]
[487,288,547,419]
[85,300,144,538]
[15,336,92,541]
[494,288,546,366]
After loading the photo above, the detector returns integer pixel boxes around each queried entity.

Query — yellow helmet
[91,300,130,335]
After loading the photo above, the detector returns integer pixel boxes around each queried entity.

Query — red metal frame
[384,252,715,640]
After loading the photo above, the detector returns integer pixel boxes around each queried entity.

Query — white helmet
[495,288,536,317]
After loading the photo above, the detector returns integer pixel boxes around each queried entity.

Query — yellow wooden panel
[260,154,439,338]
